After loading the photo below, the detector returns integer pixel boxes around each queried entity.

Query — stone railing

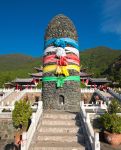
[81,88,95,93]
[81,101,107,112]
[0,88,15,92]
[108,88,121,102]
[95,89,109,101]
[0,105,37,115]
[22,88,42,93]
[0,88,14,102]
[80,101,107,150]
[10,89,42,106]
[0,112,12,118]
[21,101,43,150]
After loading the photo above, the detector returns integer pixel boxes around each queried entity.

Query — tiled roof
[12,78,34,83]
[29,72,43,77]
[89,78,111,83]
[80,72,92,77]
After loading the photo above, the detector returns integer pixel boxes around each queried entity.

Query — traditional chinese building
[88,78,111,87]
[11,78,37,90]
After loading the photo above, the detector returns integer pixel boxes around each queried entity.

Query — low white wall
[21,101,43,150]
[0,88,14,102]
[81,88,95,93]
[80,101,101,150]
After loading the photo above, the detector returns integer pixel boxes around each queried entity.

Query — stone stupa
[42,14,81,112]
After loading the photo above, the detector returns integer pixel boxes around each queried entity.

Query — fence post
[80,101,84,108]
[38,101,42,109]
[86,113,90,123]
[94,132,100,150]
[21,132,27,150]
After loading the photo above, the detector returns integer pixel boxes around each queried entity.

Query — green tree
[12,99,32,131]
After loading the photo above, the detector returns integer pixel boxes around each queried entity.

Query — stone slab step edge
[30,141,85,150]
[38,126,80,134]
[30,147,85,150]
[43,114,76,120]
[41,119,76,126]
[37,134,84,143]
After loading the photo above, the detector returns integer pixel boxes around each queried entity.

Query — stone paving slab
[30,141,85,150]
[100,142,121,150]
[38,125,79,134]
[41,118,76,126]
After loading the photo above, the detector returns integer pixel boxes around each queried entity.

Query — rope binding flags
[42,76,80,87]
[43,37,80,87]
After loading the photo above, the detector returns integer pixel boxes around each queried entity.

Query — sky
[0,0,121,57]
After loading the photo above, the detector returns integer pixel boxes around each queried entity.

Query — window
[59,95,64,105]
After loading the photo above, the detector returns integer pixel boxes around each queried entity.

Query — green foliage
[108,99,121,114]
[102,54,121,85]
[100,113,121,133]
[37,81,42,88]
[100,99,121,133]
[12,100,32,130]
[0,54,42,87]
[80,46,121,77]
[80,82,86,88]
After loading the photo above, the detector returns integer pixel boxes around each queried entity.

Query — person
[4,142,19,150]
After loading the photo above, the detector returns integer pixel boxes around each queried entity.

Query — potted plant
[12,99,32,146]
[100,99,121,145]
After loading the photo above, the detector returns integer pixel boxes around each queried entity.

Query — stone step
[38,125,80,134]
[37,134,84,143]
[41,118,76,126]
[30,141,85,150]
[43,113,76,120]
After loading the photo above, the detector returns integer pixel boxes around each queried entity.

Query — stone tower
[42,14,81,112]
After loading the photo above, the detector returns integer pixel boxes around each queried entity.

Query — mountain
[102,54,121,83]
[0,54,41,87]
[0,46,121,87]
[80,46,121,76]
[0,54,41,71]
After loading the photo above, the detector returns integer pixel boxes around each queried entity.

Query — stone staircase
[0,91,20,105]
[29,111,85,150]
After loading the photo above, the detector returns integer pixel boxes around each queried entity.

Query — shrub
[80,82,86,88]
[108,99,121,114]
[100,99,121,134]
[12,100,32,131]
[100,113,121,133]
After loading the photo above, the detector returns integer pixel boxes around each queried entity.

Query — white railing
[0,88,15,92]
[80,101,104,150]
[0,105,37,114]
[0,112,12,118]
[0,88,42,106]
[12,89,42,104]
[82,102,107,112]
[81,88,95,93]
[21,101,43,150]
[23,88,42,93]
[0,88,14,102]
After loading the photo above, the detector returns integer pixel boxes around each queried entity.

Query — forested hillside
[0,54,42,87]
[102,54,121,83]
[80,46,121,76]
[0,46,121,87]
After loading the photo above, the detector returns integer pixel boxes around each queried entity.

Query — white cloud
[101,0,121,35]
